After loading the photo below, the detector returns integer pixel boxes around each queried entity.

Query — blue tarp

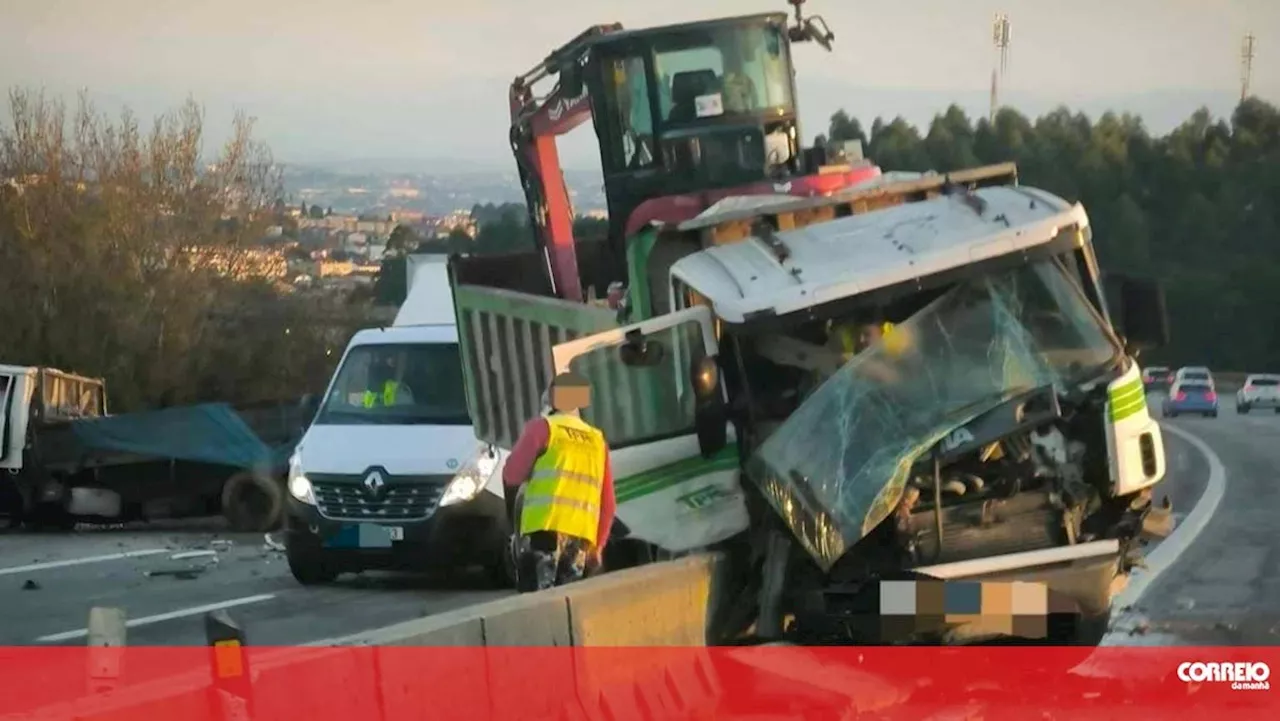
[68,403,291,471]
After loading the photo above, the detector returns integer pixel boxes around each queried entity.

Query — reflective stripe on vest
[519,413,607,545]
[362,380,398,408]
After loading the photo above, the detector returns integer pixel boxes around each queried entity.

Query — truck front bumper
[284,490,510,573]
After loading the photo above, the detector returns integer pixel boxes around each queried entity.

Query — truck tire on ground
[285,528,339,585]
[221,471,284,532]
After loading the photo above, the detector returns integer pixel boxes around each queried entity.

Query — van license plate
[324,524,405,549]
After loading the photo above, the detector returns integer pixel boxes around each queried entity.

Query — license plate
[323,524,404,549]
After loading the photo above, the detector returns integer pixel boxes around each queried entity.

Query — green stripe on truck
[615,446,739,503]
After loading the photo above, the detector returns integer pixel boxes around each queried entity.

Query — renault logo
[363,471,386,496]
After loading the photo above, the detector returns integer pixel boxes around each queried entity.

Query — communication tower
[1241,33,1256,102]
[990,14,1012,123]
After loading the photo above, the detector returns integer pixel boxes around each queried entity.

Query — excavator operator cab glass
[651,21,799,187]
[592,15,800,193]
[653,24,793,121]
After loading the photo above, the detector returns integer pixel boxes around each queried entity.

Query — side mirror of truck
[619,329,666,367]
[690,356,728,458]
[1104,274,1170,351]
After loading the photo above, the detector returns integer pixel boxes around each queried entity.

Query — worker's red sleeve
[595,453,616,552]
[503,418,549,488]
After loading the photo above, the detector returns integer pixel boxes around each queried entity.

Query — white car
[1236,374,1280,414]
[1174,366,1215,390]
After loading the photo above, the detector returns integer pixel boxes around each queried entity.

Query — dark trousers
[516,530,593,593]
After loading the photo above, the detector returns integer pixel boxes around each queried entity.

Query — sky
[3,0,1277,171]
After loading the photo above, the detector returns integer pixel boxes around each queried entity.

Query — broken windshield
[746,258,1121,570]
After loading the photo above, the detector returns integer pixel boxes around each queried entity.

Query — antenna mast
[990,13,1012,123]
[1241,33,1256,103]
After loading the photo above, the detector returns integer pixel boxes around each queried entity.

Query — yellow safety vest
[362,380,399,408]
[835,322,896,361]
[519,413,608,545]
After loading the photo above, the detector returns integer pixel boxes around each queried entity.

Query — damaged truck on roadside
[450,165,1174,645]
[444,5,1173,644]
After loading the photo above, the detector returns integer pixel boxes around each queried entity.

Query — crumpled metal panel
[747,260,1117,571]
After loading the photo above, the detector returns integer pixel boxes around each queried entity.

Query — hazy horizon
[4,0,1276,171]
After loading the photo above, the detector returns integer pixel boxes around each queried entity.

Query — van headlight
[287,453,315,505]
[440,447,499,508]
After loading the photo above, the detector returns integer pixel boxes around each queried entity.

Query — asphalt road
[0,520,510,646]
[0,396,1274,647]
[1107,395,1280,645]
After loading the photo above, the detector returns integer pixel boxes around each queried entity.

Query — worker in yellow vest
[502,372,616,592]
[361,353,410,408]
[806,313,906,392]
[361,379,401,408]
[828,318,896,363]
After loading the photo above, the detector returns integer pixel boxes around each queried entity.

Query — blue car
[1162,381,1218,418]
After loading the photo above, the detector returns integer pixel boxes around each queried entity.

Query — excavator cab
[585,15,803,205]
[497,2,856,304]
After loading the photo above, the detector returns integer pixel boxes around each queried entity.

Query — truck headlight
[440,447,499,508]
[287,453,315,504]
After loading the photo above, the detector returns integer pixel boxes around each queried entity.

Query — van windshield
[315,343,470,426]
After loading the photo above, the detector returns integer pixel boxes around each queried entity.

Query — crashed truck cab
[545,166,1172,643]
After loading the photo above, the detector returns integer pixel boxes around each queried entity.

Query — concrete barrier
[321,553,726,648]
[15,555,730,721]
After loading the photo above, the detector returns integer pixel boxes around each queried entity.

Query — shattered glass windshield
[746,258,1121,570]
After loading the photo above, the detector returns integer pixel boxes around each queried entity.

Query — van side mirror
[1104,273,1170,351]
[690,356,727,458]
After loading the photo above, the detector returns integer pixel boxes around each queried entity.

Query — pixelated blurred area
[790,579,1093,644]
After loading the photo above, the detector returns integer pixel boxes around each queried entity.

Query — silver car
[1236,374,1280,414]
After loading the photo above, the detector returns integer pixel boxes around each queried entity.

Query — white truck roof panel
[670,185,1089,324]
[394,254,456,327]
[348,323,459,348]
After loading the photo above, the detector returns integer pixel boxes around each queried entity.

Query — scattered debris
[1129,621,1150,636]
[145,567,206,580]
[1175,597,1196,611]
[21,579,40,590]
[263,533,285,553]
[170,550,218,562]
[210,539,234,551]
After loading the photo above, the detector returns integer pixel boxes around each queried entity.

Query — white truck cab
[283,255,509,586]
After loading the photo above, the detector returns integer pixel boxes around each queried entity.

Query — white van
[282,255,509,586]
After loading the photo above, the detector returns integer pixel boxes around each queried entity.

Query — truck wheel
[222,471,284,532]
[1238,404,1249,414]
[285,532,339,585]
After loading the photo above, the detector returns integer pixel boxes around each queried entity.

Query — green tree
[828,110,867,147]
[386,224,419,255]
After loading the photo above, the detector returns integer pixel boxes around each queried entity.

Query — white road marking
[35,593,276,643]
[0,549,169,577]
[1107,422,1226,619]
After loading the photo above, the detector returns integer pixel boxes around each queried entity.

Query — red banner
[1,646,1275,720]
